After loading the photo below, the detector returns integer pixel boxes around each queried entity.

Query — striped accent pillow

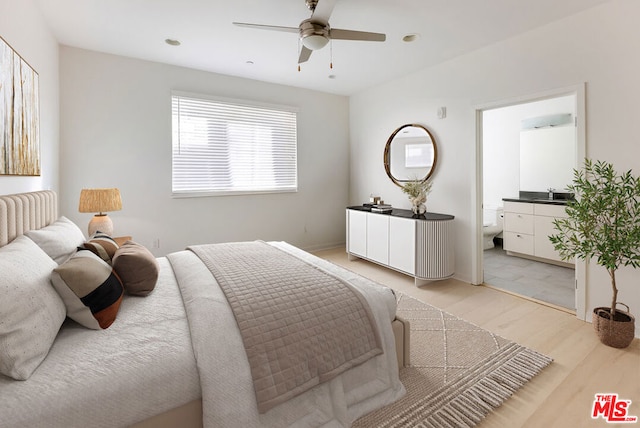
[50,249,124,329]
[83,232,119,264]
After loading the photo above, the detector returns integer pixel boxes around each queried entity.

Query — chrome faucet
[547,187,555,200]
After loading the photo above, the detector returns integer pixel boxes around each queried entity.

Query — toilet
[483,206,504,250]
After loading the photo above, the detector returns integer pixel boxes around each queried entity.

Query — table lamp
[78,188,122,236]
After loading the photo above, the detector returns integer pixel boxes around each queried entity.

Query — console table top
[347,206,454,221]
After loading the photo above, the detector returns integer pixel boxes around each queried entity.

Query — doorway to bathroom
[479,91,581,312]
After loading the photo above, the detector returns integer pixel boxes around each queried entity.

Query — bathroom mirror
[384,124,437,186]
[519,123,576,192]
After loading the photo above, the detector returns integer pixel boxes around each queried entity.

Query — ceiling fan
[233,0,386,66]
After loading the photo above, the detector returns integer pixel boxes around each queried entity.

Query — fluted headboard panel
[0,191,58,247]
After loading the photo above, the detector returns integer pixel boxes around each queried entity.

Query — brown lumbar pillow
[112,241,159,296]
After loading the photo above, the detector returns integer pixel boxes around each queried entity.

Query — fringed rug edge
[362,343,553,428]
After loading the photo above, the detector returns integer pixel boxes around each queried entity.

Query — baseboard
[301,241,346,253]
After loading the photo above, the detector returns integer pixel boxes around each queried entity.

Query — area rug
[353,293,553,428]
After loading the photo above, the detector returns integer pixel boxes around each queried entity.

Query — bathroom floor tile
[483,247,575,310]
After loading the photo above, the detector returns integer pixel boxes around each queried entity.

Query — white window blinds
[172,93,298,196]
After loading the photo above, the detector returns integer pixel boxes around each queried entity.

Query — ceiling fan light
[302,34,329,50]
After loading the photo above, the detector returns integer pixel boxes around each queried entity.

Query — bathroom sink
[552,193,574,201]
[521,197,569,204]
[506,192,574,204]
[518,193,574,203]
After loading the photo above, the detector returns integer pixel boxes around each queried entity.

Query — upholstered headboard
[0,191,58,247]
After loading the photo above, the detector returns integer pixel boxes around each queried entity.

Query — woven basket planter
[592,303,636,349]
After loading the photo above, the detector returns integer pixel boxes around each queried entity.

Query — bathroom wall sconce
[78,188,122,236]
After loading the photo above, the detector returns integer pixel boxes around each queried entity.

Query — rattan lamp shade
[78,188,122,236]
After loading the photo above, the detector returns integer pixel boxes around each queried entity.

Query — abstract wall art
[0,36,40,176]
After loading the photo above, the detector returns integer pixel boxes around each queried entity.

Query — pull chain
[330,39,333,69]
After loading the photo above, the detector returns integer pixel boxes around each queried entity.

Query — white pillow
[24,216,86,264]
[0,235,66,380]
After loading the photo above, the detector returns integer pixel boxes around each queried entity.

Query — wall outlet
[152,238,160,248]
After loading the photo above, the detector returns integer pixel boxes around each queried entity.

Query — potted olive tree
[549,159,640,348]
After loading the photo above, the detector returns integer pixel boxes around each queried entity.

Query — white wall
[0,0,58,195]
[349,0,640,334]
[59,47,349,255]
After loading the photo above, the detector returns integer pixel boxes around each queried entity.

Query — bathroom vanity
[502,197,573,266]
[346,206,455,285]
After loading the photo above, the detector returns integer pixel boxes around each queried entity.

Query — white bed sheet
[0,257,201,428]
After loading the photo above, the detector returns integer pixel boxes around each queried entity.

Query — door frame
[471,83,587,320]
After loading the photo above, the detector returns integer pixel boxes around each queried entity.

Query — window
[171,92,298,196]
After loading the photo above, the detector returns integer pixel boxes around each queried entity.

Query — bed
[0,191,408,427]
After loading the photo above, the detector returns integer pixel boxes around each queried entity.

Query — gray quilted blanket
[188,241,383,413]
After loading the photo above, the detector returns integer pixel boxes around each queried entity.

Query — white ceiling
[36,0,610,96]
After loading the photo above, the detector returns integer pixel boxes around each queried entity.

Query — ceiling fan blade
[330,28,386,42]
[233,22,298,34]
[298,46,313,64]
[310,0,336,24]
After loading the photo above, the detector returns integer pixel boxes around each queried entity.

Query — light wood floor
[313,247,640,428]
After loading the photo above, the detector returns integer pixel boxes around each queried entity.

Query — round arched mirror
[383,124,437,186]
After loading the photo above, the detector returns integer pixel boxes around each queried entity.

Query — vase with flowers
[401,178,432,216]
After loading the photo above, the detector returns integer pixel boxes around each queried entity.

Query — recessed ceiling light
[165,39,181,46]
[246,60,254,65]
[402,34,420,43]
